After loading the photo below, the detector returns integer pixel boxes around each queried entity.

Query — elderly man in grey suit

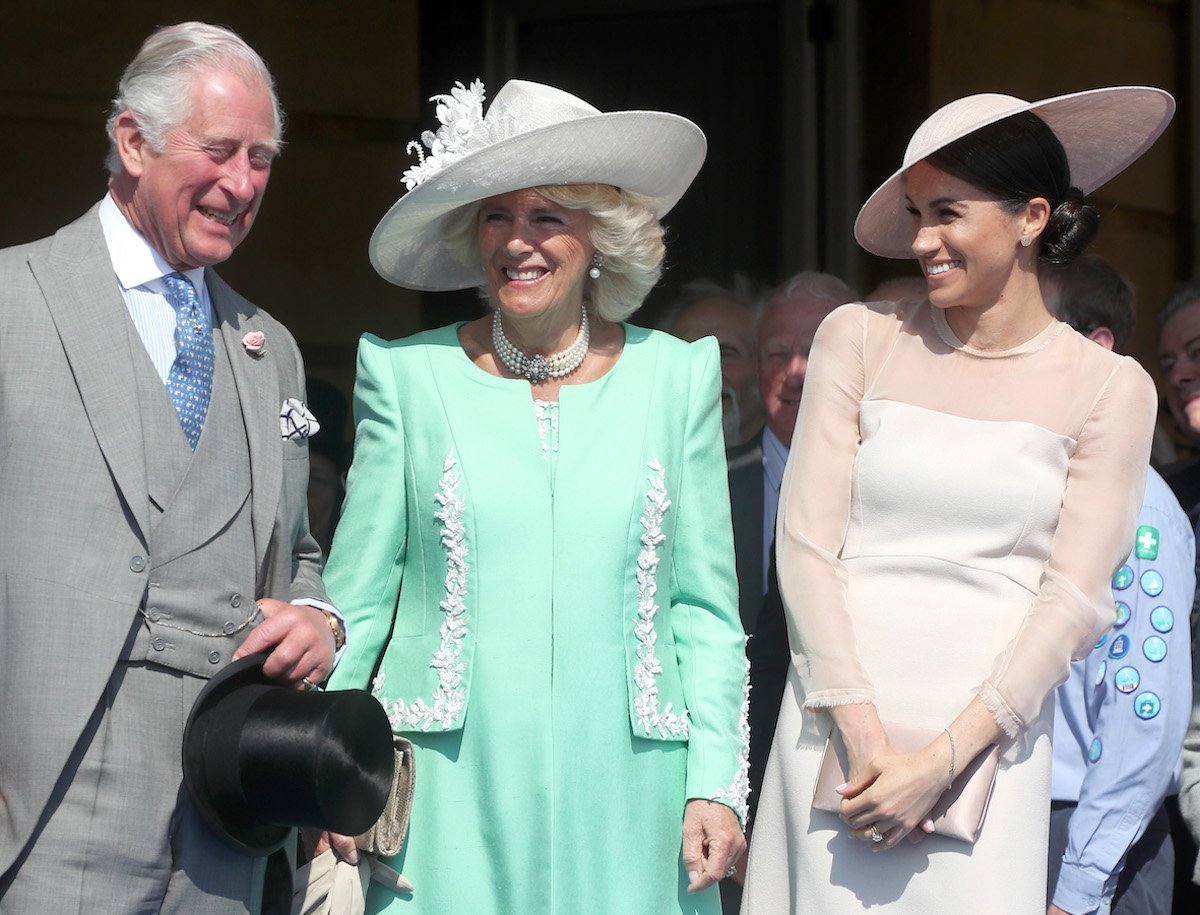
[0,22,343,914]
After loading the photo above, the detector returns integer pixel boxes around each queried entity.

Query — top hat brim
[182,654,290,856]
[854,86,1175,259]
[368,110,707,290]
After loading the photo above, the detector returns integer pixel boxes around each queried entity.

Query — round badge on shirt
[1114,601,1131,628]
[1134,691,1161,720]
[1149,606,1174,633]
[1113,666,1140,694]
[1143,636,1167,663]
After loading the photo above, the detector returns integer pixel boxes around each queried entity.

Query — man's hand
[233,599,336,687]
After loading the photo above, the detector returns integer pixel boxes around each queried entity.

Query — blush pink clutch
[811,722,1001,844]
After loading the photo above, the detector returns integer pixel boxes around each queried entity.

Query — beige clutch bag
[355,735,416,859]
[811,722,1000,844]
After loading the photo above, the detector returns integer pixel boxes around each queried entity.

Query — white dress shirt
[97,194,213,383]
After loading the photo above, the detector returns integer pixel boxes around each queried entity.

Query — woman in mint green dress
[323,78,748,914]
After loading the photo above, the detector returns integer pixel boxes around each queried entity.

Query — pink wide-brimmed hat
[369,78,707,290]
[854,86,1175,259]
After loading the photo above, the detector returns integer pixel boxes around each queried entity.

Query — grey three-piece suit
[0,206,327,912]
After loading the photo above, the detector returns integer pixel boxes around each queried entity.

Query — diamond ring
[869,825,884,844]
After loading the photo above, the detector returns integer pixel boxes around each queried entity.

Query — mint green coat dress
[325,323,747,914]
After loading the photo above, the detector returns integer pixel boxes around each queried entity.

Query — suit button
[129,556,146,573]
[148,608,162,622]
[230,594,243,608]
[208,651,222,665]
[222,621,236,635]
[150,637,166,651]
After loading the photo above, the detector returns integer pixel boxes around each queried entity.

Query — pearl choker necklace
[492,306,589,383]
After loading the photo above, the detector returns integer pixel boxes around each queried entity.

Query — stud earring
[589,252,604,279]
[1020,236,1032,248]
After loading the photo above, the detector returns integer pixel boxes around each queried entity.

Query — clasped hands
[836,737,949,850]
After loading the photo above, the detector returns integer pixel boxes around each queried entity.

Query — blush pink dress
[741,299,1155,914]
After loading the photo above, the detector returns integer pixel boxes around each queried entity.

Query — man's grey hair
[105,21,283,175]
[759,270,858,332]
[658,274,762,333]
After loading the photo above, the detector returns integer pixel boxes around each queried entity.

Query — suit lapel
[208,272,280,573]
[31,210,150,541]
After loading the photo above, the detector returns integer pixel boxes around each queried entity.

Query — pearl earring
[1020,236,1032,248]
[589,252,604,279]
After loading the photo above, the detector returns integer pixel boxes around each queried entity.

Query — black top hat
[182,654,394,856]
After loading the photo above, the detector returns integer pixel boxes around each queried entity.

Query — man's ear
[1087,326,1116,352]
[112,111,148,178]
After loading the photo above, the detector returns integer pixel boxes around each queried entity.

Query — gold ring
[302,676,318,690]
[869,825,884,844]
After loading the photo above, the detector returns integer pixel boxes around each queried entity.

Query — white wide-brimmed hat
[854,86,1175,259]
[368,78,707,290]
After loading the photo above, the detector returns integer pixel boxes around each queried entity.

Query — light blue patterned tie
[163,273,214,450]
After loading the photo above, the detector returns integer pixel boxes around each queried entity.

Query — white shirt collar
[98,193,206,293]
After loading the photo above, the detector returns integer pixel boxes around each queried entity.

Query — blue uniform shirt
[1051,466,1195,913]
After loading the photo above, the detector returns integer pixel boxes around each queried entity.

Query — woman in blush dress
[741,87,1174,913]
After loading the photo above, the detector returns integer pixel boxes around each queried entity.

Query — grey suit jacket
[727,431,765,636]
[0,206,327,877]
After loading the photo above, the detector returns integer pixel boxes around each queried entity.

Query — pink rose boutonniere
[242,331,266,356]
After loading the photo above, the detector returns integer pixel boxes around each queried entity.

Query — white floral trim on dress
[708,651,751,826]
[633,458,690,740]
[373,448,469,731]
[533,399,560,458]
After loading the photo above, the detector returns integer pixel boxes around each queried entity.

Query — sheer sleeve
[977,357,1156,736]
[775,303,875,708]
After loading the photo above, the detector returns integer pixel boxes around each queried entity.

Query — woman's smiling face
[477,188,593,320]
[904,160,1030,311]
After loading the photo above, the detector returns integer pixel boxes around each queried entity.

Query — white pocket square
[281,398,321,441]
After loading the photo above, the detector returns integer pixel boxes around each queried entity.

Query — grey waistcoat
[125,323,259,677]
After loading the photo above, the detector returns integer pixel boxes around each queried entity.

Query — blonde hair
[440,183,665,322]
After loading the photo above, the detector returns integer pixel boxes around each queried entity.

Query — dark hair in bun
[926,110,1098,264]
[1039,189,1099,264]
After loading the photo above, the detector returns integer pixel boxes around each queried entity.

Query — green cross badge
[1135,525,1160,561]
